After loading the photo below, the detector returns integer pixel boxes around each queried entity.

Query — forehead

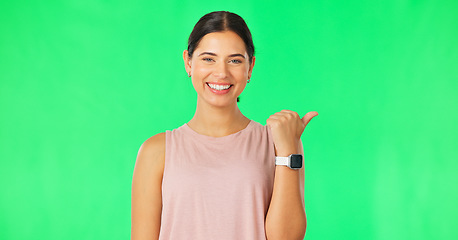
[195,31,247,55]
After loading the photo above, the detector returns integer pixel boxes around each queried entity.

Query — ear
[248,56,255,79]
[183,50,192,75]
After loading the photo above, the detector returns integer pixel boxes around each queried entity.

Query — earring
[247,78,251,83]
[188,72,191,77]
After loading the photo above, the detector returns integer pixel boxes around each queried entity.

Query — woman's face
[183,30,255,107]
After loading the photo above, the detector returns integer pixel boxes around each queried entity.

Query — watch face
[290,154,303,169]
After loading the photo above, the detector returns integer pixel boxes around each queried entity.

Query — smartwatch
[275,154,303,169]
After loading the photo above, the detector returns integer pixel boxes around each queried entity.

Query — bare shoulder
[131,132,166,239]
[134,132,166,178]
[139,132,166,158]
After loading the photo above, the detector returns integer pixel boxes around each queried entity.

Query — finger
[280,110,299,117]
[269,112,288,120]
[301,111,319,127]
[278,110,300,119]
[266,116,279,125]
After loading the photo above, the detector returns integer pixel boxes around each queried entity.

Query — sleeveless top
[159,120,276,240]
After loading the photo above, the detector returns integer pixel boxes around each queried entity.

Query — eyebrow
[198,52,245,58]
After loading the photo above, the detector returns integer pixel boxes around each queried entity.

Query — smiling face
[183,30,255,108]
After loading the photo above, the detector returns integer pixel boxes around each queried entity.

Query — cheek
[193,62,212,76]
[190,79,204,95]
[232,67,249,79]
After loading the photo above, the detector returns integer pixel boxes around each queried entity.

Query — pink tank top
[159,120,276,239]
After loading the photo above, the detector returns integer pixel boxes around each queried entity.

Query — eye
[230,59,242,64]
[203,58,214,62]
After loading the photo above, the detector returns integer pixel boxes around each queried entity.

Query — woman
[131,11,318,240]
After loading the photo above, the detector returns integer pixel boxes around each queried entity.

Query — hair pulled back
[187,11,255,64]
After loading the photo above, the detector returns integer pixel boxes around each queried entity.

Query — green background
[1,0,457,239]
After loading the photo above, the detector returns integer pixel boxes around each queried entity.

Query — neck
[187,97,250,137]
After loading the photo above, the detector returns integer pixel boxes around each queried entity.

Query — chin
[201,96,237,108]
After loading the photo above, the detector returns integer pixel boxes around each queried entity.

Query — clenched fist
[266,110,319,156]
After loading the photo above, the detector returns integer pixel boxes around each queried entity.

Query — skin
[184,30,255,137]
[131,30,318,240]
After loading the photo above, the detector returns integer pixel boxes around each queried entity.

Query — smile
[207,83,232,91]
[206,82,233,94]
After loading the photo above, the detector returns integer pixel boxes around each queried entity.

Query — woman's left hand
[266,110,319,156]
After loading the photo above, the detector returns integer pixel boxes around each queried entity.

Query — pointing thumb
[302,111,319,127]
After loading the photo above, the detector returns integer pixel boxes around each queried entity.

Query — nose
[212,61,228,79]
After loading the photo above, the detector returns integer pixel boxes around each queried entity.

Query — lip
[206,82,233,85]
[206,82,233,95]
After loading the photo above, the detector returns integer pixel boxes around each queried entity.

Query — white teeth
[208,83,231,91]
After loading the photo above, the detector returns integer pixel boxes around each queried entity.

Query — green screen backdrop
[1,0,457,239]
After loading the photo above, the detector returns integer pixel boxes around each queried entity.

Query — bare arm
[265,139,307,240]
[131,133,165,240]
